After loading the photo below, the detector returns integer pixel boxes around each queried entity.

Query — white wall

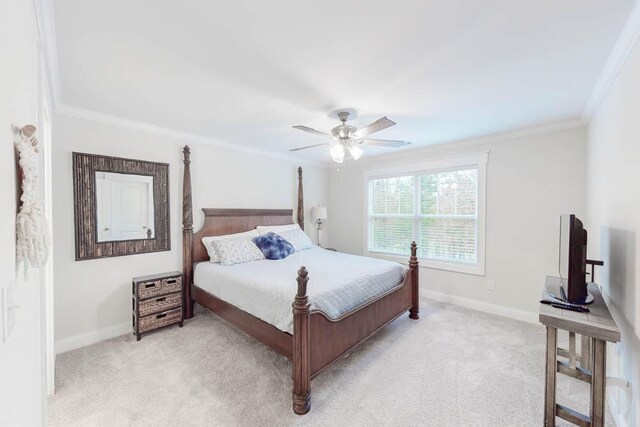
[0,0,46,426]
[329,126,586,319]
[586,34,640,427]
[52,113,329,350]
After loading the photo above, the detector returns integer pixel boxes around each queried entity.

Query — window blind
[368,167,479,264]
[370,176,414,255]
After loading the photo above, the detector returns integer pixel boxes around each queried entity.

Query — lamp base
[316,219,323,247]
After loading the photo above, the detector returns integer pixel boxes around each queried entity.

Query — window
[365,153,487,275]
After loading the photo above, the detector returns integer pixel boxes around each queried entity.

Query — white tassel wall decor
[14,124,50,270]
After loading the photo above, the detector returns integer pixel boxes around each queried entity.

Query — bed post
[182,145,194,319]
[409,241,419,320]
[297,167,304,231]
[292,266,311,415]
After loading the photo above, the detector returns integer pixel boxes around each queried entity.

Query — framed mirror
[73,152,170,260]
[95,172,156,242]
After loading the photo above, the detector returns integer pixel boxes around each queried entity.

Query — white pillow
[211,236,265,266]
[202,229,260,263]
[278,228,313,252]
[256,223,300,235]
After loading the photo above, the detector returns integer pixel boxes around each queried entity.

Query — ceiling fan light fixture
[330,144,345,163]
[291,112,405,162]
[349,145,363,160]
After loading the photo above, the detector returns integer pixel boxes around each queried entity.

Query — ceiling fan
[290,111,411,163]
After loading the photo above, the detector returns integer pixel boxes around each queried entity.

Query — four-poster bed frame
[181,145,420,414]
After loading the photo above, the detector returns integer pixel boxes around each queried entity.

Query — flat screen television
[558,214,593,304]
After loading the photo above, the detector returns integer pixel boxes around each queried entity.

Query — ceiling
[53,0,636,163]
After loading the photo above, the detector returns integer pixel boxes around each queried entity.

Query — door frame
[37,45,55,397]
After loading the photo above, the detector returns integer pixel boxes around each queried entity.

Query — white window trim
[362,152,488,276]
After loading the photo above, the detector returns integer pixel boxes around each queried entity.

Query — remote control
[540,299,590,313]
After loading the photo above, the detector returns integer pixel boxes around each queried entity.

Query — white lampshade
[330,144,345,163]
[349,145,363,160]
[311,206,328,220]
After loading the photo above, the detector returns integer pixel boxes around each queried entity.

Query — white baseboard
[424,290,539,324]
[55,322,131,355]
[607,387,630,427]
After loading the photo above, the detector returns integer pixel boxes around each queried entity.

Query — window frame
[363,152,488,276]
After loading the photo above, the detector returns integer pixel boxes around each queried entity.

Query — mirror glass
[95,171,155,242]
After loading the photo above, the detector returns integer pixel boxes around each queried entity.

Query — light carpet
[49,299,614,426]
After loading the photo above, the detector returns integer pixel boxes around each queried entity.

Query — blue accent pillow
[252,232,295,260]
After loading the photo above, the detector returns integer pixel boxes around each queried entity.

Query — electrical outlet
[486,280,495,291]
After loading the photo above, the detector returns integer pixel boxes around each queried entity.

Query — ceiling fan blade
[289,142,331,152]
[354,117,396,137]
[292,125,331,137]
[359,139,411,147]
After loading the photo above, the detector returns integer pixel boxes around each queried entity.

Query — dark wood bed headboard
[192,209,295,264]
[181,146,305,319]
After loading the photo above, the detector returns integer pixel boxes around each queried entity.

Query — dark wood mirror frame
[72,152,170,260]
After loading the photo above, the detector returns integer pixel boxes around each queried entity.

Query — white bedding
[194,246,408,333]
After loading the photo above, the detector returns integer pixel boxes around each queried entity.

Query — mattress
[193,246,408,333]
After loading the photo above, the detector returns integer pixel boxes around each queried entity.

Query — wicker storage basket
[137,276,182,299]
[139,293,182,317]
[139,308,183,333]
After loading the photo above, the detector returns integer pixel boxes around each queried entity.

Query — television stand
[539,276,620,427]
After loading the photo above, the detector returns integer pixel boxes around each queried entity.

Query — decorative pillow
[252,232,295,260]
[202,230,260,263]
[211,236,265,266]
[278,228,313,252]
[256,223,300,235]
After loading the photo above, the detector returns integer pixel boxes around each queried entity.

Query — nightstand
[132,271,183,341]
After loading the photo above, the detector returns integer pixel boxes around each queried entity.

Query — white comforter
[194,247,408,333]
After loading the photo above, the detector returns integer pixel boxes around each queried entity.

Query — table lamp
[310,206,327,247]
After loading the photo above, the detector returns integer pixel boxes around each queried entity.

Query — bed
[181,146,420,414]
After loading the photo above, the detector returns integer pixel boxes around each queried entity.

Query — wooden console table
[539,276,620,427]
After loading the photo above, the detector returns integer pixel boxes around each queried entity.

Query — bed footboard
[291,242,420,414]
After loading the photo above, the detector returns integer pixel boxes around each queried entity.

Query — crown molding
[56,103,584,170]
[33,0,61,109]
[55,104,329,167]
[56,104,585,170]
[583,1,640,120]
[356,117,587,167]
